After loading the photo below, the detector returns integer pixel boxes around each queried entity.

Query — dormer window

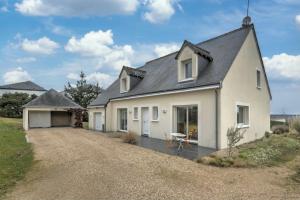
[184,59,192,79]
[120,77,128,93]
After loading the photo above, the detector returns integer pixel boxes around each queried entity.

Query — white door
[141,108,150,136]
[29,111,51,128]
[94,113,102,131]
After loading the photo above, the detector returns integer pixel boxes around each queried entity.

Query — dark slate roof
[90,25,254,107]
[0,81,46,91]
[24,89,83,109]
[121,66,146,79]
[175,40,213,61]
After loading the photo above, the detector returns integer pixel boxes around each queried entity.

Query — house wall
[219,29,271,149]
[89,89,218,148]
[0,89,45,97]
[88,107,105,130]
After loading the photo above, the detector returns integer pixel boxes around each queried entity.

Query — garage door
[29,111,51,128]
[51,111,71,127]
[94,112,103,131]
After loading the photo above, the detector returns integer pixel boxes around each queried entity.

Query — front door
[94,113,102,131]
[141,107,150,136]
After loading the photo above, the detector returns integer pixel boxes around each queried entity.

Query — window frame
[151,106,159,122]
[256,68,261,89]
[118,108,128,132]
[180,59,193,82]
[120,77,128,93]
[236,102,250,128]
[133,107,139,121]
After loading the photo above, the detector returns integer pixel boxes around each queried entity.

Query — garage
[23,89,83,131]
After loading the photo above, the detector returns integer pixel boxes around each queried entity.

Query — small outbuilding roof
[0,81,46,91]
[24,89,83,109]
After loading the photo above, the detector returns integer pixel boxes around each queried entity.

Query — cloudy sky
[0,0,299,114]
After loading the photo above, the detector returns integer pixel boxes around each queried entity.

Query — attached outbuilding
[23,89,83,130]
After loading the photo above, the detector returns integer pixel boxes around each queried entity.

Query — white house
[88,20,271,150]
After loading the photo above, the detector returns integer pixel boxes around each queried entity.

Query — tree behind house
[64,71,101,108]
[0,93,37,118]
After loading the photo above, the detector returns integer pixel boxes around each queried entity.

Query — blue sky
[0,0,299,114]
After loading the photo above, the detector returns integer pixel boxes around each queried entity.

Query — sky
[0,0,299,114]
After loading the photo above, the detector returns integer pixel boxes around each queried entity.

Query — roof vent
[242,16,251,27]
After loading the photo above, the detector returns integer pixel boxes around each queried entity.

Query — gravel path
[5,128,300,200]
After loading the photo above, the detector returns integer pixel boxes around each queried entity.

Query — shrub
[272,125,289,135]
[265,131,272,138]
[227,127,245,157]
[290,118,300,134]
[121,132,137,145]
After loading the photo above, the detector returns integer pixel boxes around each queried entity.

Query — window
[118,108,127,131]
[121,77,127,92]
[152,106,159,121]
[133,107,138,120]
[256,69,261,88]
[184,60,192,79]
[237,105,249,128]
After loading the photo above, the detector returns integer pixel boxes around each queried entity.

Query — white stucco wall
[89,89,218,149]
[219,29,271,149]
[0,89,45,97]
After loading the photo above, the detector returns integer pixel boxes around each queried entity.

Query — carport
[23,89,83,130]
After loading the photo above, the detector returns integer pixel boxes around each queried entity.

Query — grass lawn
[0,118,33,199]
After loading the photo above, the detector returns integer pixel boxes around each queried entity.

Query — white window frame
[256,68,261,89]
[117,108,128,132]
[179,59,193,82]
[120,77,128,93]
[151,106,159,122]
[133,107,139,121]
[236,102,250,128]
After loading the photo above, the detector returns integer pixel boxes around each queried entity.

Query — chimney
[242,16,252,27]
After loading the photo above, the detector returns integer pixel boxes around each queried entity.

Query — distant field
[0,118,33,199]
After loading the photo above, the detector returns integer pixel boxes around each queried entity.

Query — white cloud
[263,53,300,80]
[65,30,134,70]
[3,67,32,84]
[143,0,178,24]
[15,0,139,17]
[21,37,59,55]
[16,57,37,63]
[86,72,114,88]
[154,43,180,57]
[296,15,300,26]
[66,73,80,80]
[0,6,8,12]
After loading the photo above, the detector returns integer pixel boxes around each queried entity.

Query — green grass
[198,133,300,168]
[0,118,33,199]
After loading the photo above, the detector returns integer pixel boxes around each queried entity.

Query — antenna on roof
[242,0,252,27]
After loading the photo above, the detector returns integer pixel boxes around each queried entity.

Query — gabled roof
[24,89,83,109]
[0,81,46,91]
[120,66,146,79]
[90,25,257,107]
[175,40,213,61]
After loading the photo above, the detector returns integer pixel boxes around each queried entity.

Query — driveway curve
[5,128,299,200]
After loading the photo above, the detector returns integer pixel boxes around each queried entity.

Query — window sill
[118,129,128,133]
[151,119,159,122]
[237,124,250,129]
[178,78,194,83]
[257,86,261,90]
[120,91,128,94]
[133,119,139,121]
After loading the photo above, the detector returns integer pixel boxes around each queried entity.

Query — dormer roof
[175,40,213,62]
[119,66,146,79]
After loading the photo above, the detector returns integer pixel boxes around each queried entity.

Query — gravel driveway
[5,128,300,200]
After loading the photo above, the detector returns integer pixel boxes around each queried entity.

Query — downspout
[215,89,219,150]
[104,105,107,132]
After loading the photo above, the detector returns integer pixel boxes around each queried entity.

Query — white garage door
[94,113,102,131]
[29,111,51,128]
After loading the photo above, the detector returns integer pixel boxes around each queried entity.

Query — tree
[64,71,101,108]
[227,127,245,157]
[0,93,37,118]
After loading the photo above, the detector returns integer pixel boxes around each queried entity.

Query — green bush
[0,93,37,118]
[121,132,138,145]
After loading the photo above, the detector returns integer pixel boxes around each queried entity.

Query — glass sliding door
[175,105,198,142]
[118,108,127,131]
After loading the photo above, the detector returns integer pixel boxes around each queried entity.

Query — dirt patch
[5,128,300,200]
